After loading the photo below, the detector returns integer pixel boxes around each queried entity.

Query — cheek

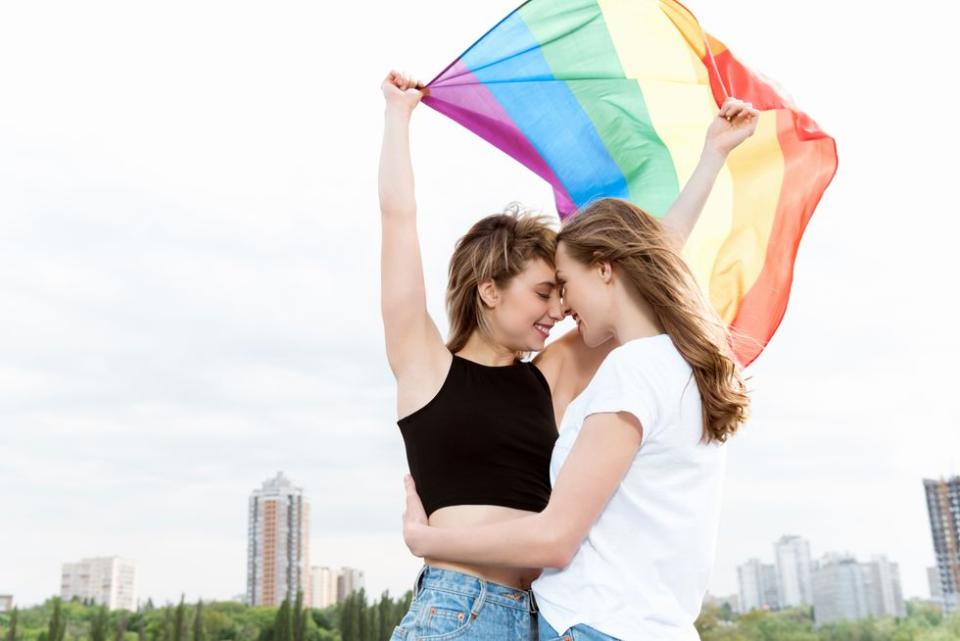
[501,296,541,328]
[566,282,586,311]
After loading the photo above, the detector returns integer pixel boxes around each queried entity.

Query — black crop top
[398,355,558,516]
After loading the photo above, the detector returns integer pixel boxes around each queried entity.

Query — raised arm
[535,98,760,410]
[379,71,450,417]
[661,97,760,246]
[402,411,643,568]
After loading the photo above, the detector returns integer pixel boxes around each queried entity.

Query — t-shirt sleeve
[580,350,662,444]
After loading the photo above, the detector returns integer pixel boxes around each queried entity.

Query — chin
[583,333,605,349]
[524,339,545,353]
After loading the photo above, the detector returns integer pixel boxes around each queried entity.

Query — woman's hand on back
[402,474,429,557]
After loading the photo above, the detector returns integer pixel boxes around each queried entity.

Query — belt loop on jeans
[413,565,427,597]
[527,588,539,614]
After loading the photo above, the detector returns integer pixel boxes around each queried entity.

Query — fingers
[404,474,421,507]
[386,69,425,92]
[719,97,758,123]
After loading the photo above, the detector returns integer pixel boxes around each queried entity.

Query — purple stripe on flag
[424,59,576,216]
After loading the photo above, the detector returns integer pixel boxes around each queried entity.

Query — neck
[609,283,665,346]
[457,331,518,366]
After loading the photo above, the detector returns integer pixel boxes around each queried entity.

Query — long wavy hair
[557,198,749,443]
[446,204,557,354]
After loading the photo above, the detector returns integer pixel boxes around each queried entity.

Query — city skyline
[2,0,958,608]
[3,506,942,612]
[734,534,909,624]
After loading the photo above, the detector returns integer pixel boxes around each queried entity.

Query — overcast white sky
[1,0,958,608]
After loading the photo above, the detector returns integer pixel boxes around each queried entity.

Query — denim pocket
[412,587,482,641]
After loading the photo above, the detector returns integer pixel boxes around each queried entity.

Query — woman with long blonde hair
[402,198,751,641]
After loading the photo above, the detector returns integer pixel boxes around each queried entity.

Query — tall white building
[775,535,813,608]
[862,556,905,618]
[60,557,137,611]
[737,558,780,612]
[0,595,13,613]
[311,566,338,609]
[309,566,365,608]
[246,472,311,607]
[812,553,906,625]
[337,567,365,601]
[813,555,868,625]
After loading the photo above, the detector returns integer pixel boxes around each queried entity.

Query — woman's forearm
[661,145,727,245]
[407,511,574,569]
[379,106,417,216]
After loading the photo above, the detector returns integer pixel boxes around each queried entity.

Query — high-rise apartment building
[925,476,960,613]
[775,535,813,607]
[246,472,311,607]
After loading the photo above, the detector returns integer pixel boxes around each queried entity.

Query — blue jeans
[538,617,621,641]
[390,565,538,641]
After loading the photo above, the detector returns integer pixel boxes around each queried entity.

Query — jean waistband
[414,565,539,614]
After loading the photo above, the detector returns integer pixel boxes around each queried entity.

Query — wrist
[385,104,415,122]
[404,522,429,557]
[700,143,729,167]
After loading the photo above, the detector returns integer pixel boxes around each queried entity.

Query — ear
[597,261,614,285]
[477,279,500,308]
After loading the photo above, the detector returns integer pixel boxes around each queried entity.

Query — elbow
[538,527,579,569]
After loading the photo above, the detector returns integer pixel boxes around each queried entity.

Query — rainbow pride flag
[423,0,837,365]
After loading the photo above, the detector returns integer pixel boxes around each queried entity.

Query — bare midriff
[424,504,543,590]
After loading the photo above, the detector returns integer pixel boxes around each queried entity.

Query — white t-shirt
[532,334,726,641]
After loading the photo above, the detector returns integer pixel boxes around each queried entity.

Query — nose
[548,293,565,321]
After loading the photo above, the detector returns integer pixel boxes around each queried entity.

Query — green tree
[159,607,174,641]
[291,592,303,641]
[90,606,109,641]
[310,610,332,632]
[115,614,129,641]
[356,591,369,641]
[47,598,66,641]
[339,594,359,641]
[274,597,291,641]
[364,605,375,641]
[174,596,187,641]
[192,601,204,641]
[377,593,393,641]
[5,607,18,641]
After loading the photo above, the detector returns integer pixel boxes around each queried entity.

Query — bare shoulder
[536,329,614,385]
[534,330,617,427]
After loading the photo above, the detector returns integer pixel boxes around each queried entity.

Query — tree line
[2,593,958,641]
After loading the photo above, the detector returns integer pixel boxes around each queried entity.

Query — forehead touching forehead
[511,257,557,289]
[554,242,577,278]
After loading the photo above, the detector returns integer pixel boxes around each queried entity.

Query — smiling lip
[571,313,582,333]
[534,323,553,339]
